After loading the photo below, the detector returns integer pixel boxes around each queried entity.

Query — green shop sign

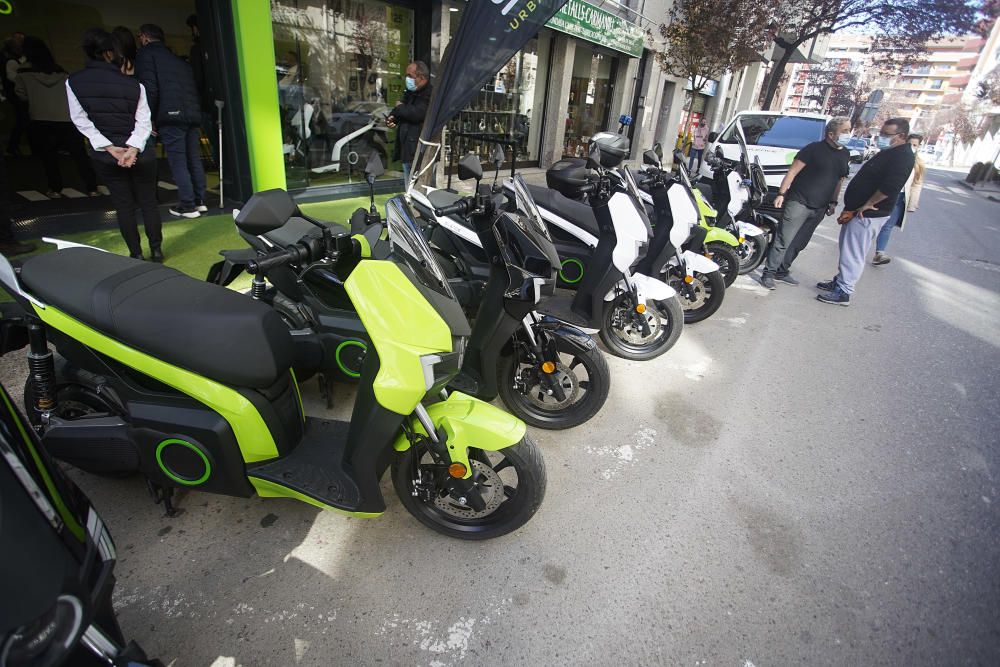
[546,0,644,58]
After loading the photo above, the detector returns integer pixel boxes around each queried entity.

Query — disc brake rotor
[614,305,661,344]
[524,362,580,409]
[433,459,505,519]
[682,278,707,309]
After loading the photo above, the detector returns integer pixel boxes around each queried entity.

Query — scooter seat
[524,184,601,240]
[20,248,293,389]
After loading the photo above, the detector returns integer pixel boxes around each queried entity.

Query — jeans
[834,214,885,295]
[90,147,162,257]
[28,121,98,193]
[875,193,905,253]
[402,161,411,187]
[763,198,826,275]
[688,148,704,173]
[159,124,206,208]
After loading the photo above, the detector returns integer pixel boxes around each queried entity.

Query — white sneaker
[169,206,201,219]
[195,202,209,213]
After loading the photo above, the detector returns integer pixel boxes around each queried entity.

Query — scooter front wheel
[497,340,610,430]
[705,242,741,287]
[392,436,546,540]
[736,234,767,274]
[599,293,683,361]
[669,270,726,324]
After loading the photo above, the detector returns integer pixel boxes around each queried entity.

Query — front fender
[737,220,765,237]
[703,226,740,246]
[682,250,720,275]
[393,392,526,479]
[607,273,677,302]
[530,314,597,355]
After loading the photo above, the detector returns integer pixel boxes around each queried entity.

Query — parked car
[846,137,868,163]
[699,111,830,190]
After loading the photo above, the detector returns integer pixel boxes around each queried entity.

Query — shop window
[564,48,618,158]
[271,0,415,190]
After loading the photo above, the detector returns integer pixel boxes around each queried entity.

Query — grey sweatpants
[834,214,889,295]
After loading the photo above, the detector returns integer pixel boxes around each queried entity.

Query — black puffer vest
[67,60,140,147]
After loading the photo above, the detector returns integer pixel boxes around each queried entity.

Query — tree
[929,104,979,144]
[760,0,979,110]
[977,68,1000,106]
[648,0,781,128]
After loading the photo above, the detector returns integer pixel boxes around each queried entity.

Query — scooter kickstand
[319,372,335,410]
[146,479,181,518]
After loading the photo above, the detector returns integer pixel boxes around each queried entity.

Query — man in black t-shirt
[759,117,852,290]
[817,118,915,306]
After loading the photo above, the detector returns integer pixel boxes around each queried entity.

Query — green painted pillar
[231,0,285,191]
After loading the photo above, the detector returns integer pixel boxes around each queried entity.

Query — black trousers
[89,148,161,256]
[27,120,98,193]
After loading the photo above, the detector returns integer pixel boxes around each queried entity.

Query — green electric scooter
[0,195,545,541]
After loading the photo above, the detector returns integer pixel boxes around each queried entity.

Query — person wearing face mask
[758,117,852,290]
[872,133,925,266]
[688,118,709,172]
[817,118,915,305]
[386,60,431,187]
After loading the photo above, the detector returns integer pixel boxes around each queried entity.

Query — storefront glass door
[271,0,414,190]
[564,47,617,158]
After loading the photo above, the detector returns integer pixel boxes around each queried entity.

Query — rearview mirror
[715,146,724,159]
[364,152,385,184]
[490,143,505,168]
[457,153,483,181]
[642,149,660,167]
[707,132,719,143]
[587,142,603,170]
[235,189,297,236]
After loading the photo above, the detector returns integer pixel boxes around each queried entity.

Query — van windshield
[721,115,826,150]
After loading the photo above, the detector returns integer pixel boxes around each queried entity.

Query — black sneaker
[169,205,201,219]
[816,279,837,291]
[150,247,164,263]
[775,272,799,285]
[129,252,145,261]
[758,272,776,290]
[817,288,850,306]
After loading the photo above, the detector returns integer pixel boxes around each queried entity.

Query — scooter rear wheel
[705,242,741,287]
[497,339,610,430]
[392,436,546,540]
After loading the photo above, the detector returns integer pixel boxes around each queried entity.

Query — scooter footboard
[394,392,526,477]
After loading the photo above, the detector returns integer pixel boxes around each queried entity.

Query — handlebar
[576,182,596,195]
[246,244,310,275]
[434,198,476,217]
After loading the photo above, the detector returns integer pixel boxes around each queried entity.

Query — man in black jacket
[817,118,915,306]
[386,61,431,186]
[135,24,206,219]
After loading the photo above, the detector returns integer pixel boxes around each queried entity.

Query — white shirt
[65,80,152,151]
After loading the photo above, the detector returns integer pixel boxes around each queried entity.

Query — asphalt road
[3,166,998,666]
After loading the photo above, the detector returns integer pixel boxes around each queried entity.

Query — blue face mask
[405,76,417,92]
[837,133,852,146]
[876,136,891,149]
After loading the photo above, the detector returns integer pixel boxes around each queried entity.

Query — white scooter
[414,138,685,361]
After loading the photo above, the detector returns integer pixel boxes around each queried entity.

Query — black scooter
[0,372,159,666]
[413,152,611,430]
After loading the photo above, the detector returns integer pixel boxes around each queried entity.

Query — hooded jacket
[15,68,71,122]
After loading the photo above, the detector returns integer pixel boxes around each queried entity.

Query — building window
[271,0,415,190]
[930,79,943,89]
[564,47,620,158]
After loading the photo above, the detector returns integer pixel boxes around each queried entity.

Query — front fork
[514,314,567,402]
[620,280,653,337]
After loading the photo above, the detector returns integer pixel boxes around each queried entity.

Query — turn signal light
[541,361,556,374]
[635,303,647,314]
[448,463,467,478]
[684,275,694,283]
[738,237,746,243]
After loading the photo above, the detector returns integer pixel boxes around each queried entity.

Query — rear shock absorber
[27,323,56,416]
[250,274,266,299]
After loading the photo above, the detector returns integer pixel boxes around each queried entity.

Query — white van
[699,111,830,190]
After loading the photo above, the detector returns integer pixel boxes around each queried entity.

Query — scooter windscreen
[618,166,654,237]
[505,175,561,275]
